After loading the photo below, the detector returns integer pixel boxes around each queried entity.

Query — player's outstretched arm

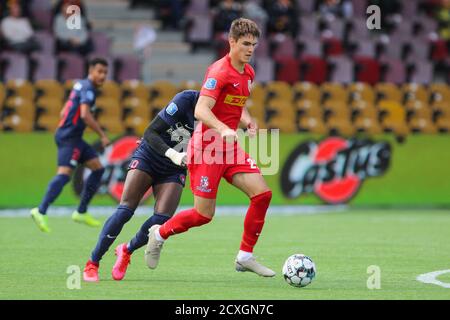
[194,96,237,142]
[80,104,110,147]
[143,116,187,167]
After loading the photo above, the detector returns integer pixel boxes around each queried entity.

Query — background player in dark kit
[30,58,111,233]
[83,90,199,282]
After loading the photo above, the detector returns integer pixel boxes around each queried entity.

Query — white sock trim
[237,250,253,262]
[154,227,165,242]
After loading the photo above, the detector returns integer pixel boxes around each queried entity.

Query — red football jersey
[193,54,255,150]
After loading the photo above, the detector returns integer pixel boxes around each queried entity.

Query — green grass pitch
[0,209,449,300]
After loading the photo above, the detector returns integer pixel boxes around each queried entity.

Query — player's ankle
[154,227,165,242]
[237,250,253,262]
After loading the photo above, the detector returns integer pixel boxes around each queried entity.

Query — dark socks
[127,213,171,253]
[38,174,70,214]
[90,205,134,263]
[77,168,105,213]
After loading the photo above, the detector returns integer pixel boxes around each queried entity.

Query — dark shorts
[127,143,187,187]
[56,137,98,168]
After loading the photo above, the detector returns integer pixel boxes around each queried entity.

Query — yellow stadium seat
[348,82,375,104]
[35,97,63,117]
[375,83,402,103]
[298,114,328,134]
[246,99,266,129]
[249,83,266,104]
[292,82,320,103]
[353,117,383,135]
[178,80,201,92]
[35,80,64,101]
[37,114,60,132]
[124,115,149,135]
[402,83,429,104]
[95,97,122,118]
[378,100,410,137]
[408,116,437,134]
[122,80,150,101]
[98,115,125,134]
[296,99,322,117]
[429,83,450,104]
[6,79,34,101]
[122,97,151,119]
[64,80,76,98]
[326,117,356,136]
[149,80,178,102]
[321,82,348,103]
[266,99,296,132]
[98,80,122,101]
[265,81,293,102]
[3,97,35,118]
[0,82,5,109]
[323,100,351,120]
[2,114,34,132]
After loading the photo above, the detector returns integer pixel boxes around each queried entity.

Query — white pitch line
[416,270,450,288]
[0,205,348,218]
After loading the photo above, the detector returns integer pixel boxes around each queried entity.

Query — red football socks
[240,190,272,252]
[159,208,212,240]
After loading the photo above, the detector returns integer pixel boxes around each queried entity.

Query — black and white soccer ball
[282,254,316,288]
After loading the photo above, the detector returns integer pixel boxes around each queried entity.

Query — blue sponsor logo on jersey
[166,102,178,115]
[204,78,217,90]
[86,90,95,101]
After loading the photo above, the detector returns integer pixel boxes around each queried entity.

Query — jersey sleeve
[199,67,227,101]
[79,83,96,107]
[158,92,190,126]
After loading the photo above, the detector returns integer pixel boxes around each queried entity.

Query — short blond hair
[229,18,261,41]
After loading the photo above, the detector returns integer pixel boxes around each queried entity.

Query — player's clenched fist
[247,118,258,138]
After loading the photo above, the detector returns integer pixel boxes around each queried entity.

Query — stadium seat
[0,83,5,109]
[351,100,383,135]
[323,100,352,121]
[122,97,151,120]
[402,84,429,104]
[1,53,29,81]
[124,115,149,135]
[375,83,402,103]
[429,83,450,104]
[5,80,34,101]
[254,57,275,84]
[265,81,293,102]
[36,114,60,131]
[326,117,356,137]
[300,56,328,84]
[98,115,125,134]
[297,36,322,57]
[97,80,122,101]
[2,114,34,132]
[292,82,321,103]
[354,56,381,85]
[406,59,434,84]
[64,80,76,99]
[298,15,319,37]
[95,97,122,119]
[274,57,300,84]
[247,83,266,128]
[34,31,55,55]
[348,82,375,104]
[379,57,406,84]
[31,53,58,82]
[121,80,150,101]
[298,113,328,134]
[271,34,297,59]
[91,32,112,57]
[114,55,141,82]
[266,99,296,132]
[35,80,64,101]
[328,56,354,84]
[378,100,410,137]
[296,99,322,118]
[35,97,63,117]
[405,101,437,134]
[321,82,348,103]
[58,53,86,82]
[149,80,178,102]
[322,37,344,56]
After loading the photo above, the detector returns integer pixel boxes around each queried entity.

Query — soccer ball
[282,254,316,288]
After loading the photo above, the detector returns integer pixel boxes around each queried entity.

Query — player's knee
[192,208,213,225]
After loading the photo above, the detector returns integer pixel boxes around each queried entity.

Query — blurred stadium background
[1,0,450,300]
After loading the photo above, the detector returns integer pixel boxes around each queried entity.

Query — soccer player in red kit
[145,18,275,277]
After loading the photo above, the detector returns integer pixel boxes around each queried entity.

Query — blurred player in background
[145,18,276,277]
[30,58,110,233]
[83,90,199,282]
